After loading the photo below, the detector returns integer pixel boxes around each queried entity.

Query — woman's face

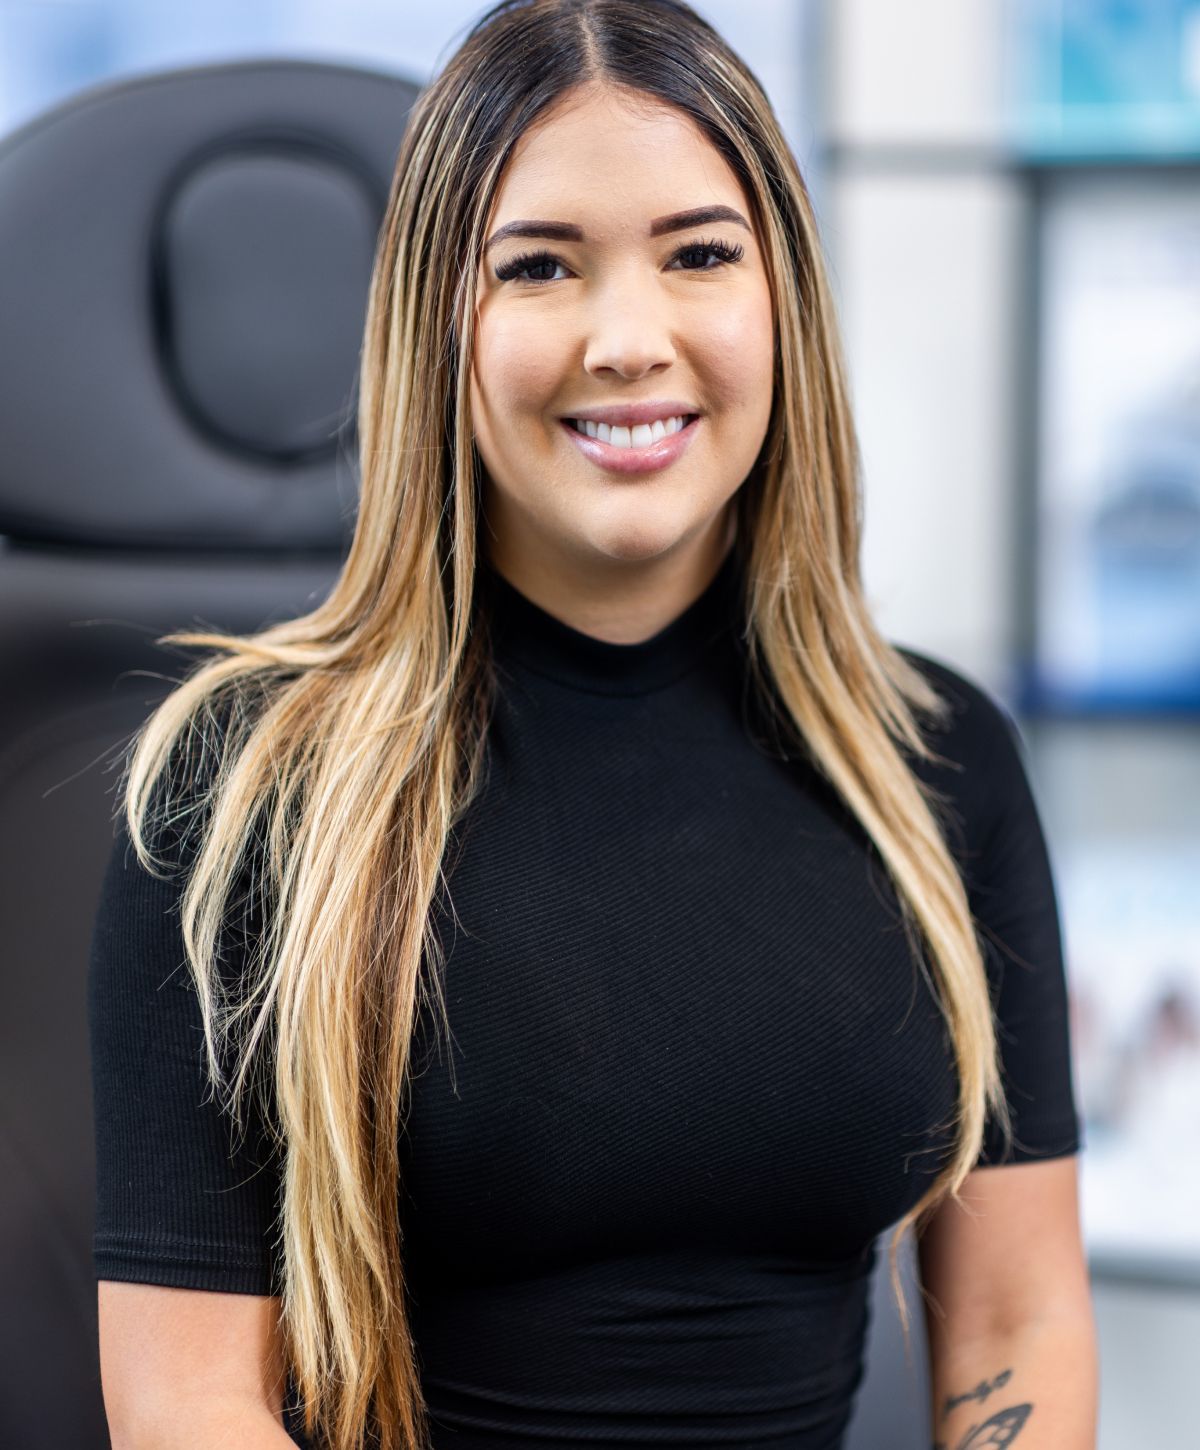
[470,81,775,598]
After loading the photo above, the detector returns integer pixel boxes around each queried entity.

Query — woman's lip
[559,415,700,476]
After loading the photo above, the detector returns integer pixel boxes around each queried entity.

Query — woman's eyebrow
[483,204,751,253]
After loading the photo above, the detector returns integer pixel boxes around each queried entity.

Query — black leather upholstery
[0,57,418,1449]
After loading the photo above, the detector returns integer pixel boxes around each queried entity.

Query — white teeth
[572,415,691,447]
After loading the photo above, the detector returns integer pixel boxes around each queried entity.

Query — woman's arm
[926,1313,1098,1448]
[114,1404,299,1450]
[917,1157,1099,1449]
[99,1281,294,1450]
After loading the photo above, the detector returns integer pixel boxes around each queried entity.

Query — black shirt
[88,545,1083,1448]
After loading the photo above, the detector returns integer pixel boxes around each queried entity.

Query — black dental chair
[0,55,419,1448]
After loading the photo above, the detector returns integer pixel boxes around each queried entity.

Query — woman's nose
[581,286,677,379]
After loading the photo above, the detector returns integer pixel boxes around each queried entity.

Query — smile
[569,414,693,446]
[559,414,700,476]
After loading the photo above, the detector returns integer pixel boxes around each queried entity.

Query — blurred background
[1,2,1197,1447]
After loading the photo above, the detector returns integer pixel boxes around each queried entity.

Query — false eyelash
[680,236,745,267]
[492,248,560,283]
[493,235,745,284]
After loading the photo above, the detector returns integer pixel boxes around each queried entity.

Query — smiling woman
[470,83,775,636]
[88,3,1092,1449]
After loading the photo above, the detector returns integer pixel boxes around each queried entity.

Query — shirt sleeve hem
[976,1115,1085,1167]
[94,1242,278,1296]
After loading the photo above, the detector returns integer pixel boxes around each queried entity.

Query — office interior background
[1,2,1198,1447]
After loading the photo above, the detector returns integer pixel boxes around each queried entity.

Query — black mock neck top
[88,544,1083,1449]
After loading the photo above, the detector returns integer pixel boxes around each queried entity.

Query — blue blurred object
[1008,0,1200,158]
[0,0,459,137]
[1089,390,1200,706]
[0,1,288,134]
[1019,171,1200,718]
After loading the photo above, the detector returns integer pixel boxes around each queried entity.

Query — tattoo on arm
[932,1365,1033,1449]
[941,1366,1012,1418]
[938,1404,1032,1447]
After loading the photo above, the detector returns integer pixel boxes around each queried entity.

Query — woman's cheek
[694,297,773,403]
[475,308,568,414]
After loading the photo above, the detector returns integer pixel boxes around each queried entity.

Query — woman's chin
[565,511,702,567]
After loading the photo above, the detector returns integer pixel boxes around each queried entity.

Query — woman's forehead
[486,92,748,237]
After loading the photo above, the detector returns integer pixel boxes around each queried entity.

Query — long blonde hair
[117,2,1011,1445]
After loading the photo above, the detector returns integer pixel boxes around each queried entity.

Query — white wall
[822,0,1022,692]
[827,169,1026,687]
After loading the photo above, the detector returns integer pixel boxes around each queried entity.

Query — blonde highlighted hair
[118,2,1011,1445]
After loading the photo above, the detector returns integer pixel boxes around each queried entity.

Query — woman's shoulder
[892,646,1020,777]
[892,644,1020,756]
[889,644,1038,860]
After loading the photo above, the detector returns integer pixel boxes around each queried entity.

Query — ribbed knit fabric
[88,543,1082,1448]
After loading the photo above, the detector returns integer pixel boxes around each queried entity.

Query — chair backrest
[0,56,418,1449]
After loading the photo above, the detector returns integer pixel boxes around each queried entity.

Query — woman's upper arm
[905,649,1085,1166]
[916,1156,1091,1344]
[907,653,1090,1334]
[965,693,1084,1166]
[87,736,289,1435]
[97,1280,287,1440]
[87,806,283,1294]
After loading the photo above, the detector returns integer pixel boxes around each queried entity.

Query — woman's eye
[670,240,745,270]
[493,237,744,286]
[494,251,566,284]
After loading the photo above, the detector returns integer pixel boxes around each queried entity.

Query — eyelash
[493,236,745,285]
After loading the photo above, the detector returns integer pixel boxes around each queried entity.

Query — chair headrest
[0,58,420,552]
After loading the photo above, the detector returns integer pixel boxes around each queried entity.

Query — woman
[89,2,1097,1448]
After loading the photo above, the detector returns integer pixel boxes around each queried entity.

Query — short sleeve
[903,649,1085,1168]
[87,785,283,1295]
[964,688,1084,1166]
